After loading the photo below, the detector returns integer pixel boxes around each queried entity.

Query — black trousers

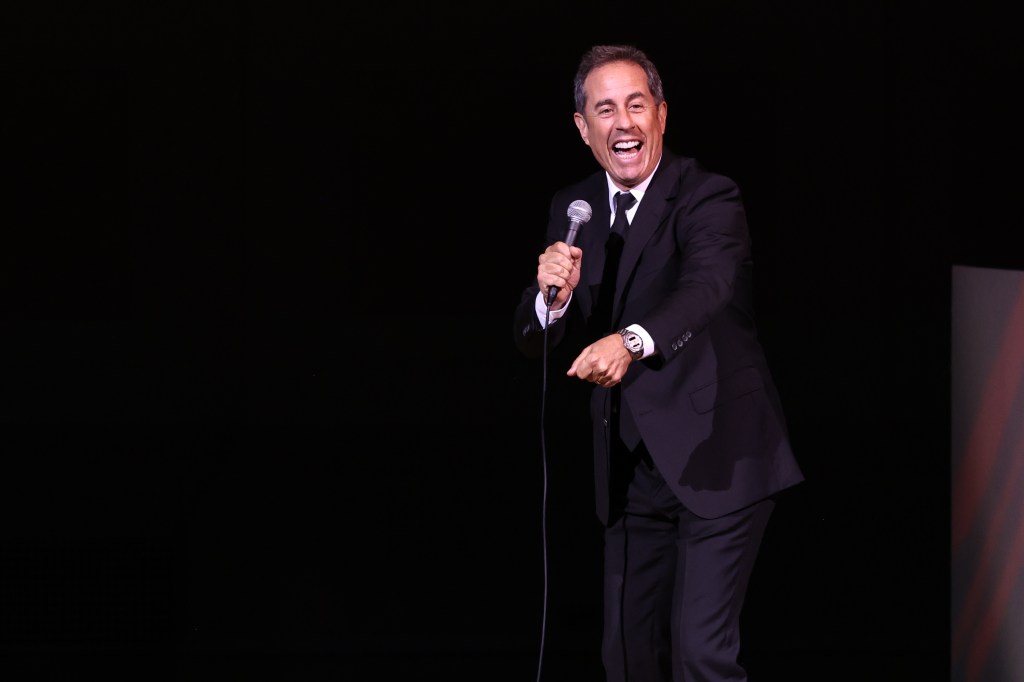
[601,442,774,682]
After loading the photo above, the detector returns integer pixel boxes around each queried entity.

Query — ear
[574,112,590,146]
[657,101,668,134]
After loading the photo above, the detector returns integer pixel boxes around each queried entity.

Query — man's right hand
[536,241,582,308]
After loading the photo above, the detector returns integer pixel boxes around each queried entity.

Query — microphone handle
[563,222,581,248]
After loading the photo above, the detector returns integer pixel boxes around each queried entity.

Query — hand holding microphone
[545,200,593,305]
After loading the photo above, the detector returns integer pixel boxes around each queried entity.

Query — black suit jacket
[514,151,804,524]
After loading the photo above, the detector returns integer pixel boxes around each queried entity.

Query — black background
[4,3,1023,681]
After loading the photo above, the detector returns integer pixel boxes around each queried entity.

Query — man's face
[573,61,667,190]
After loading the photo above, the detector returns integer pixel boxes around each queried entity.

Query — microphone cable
[535,302,555,682]
[535,199,591,682]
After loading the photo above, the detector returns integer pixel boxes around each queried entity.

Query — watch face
[622,331,642,353]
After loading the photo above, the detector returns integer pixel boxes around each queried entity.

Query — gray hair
[573,44,666,115]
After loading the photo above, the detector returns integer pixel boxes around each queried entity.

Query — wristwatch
[618,328,644,361]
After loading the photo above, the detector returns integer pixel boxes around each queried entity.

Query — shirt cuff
[534,290,572,327]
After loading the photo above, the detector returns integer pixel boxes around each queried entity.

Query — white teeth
[614,141,640,151]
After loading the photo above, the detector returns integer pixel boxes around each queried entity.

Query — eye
[596,107,614,118]
[628,103,648,114]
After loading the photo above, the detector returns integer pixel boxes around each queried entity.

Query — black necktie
[611,191,636,238]
[591,192,637,335]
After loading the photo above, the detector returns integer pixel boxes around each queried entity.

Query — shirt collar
[605,158,660,213]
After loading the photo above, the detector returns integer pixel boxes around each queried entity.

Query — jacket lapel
[576,182,613,317]
[613,154,681,318]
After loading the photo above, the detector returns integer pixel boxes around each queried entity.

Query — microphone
[546,199,593,305]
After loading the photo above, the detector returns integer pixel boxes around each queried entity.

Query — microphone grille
[567,199,593,224]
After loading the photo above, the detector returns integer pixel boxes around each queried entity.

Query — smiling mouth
[614,140,642,155]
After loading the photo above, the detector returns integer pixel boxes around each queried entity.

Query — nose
[614,110,637,128]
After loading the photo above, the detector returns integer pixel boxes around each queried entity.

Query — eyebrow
[592,91,648,109]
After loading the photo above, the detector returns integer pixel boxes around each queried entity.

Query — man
[512,44,804,681]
